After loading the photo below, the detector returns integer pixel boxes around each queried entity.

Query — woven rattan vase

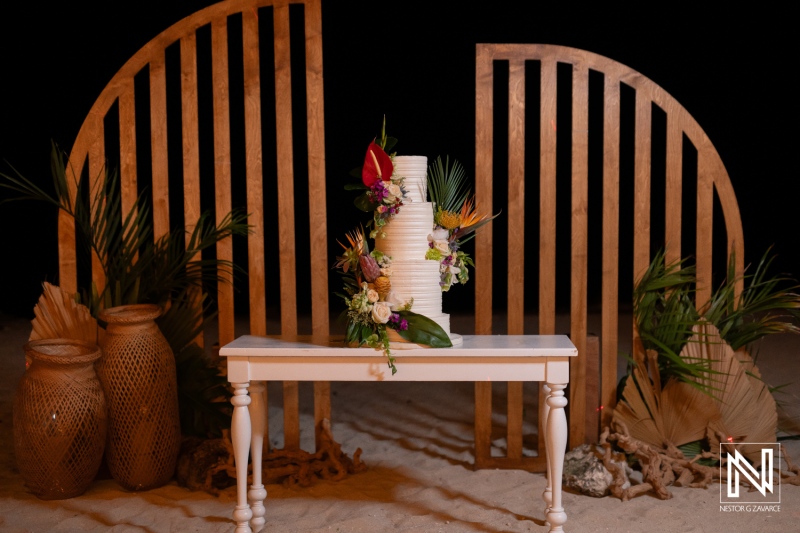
[13,338,106,500]
[97,304,181,491]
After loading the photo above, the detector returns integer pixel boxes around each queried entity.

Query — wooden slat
[539,58,557,335]
[282,381,300,450]
[211,17,235,346]
[569,64,589,448]
[474,381,492,468]
[119,78,138,218]
[474,44,494,335]
[180,32,205,349]
[89,135,107,298]
[664,119,683,266]
[180,33,201,229]
[507,58,526,335]
[314,381,331,450]
[632,93,652,284]
[305,0,329,337]
[305,0,331,449]
[242,7,268,336]
[695,158,714,306]
[149,52,170,241]
[274,3,300,449]
[506,381,523,459]
[600,77,621,426]
[585,335,600,441]
[274,0,298,336]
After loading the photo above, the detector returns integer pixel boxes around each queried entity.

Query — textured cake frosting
[375,155,457,343]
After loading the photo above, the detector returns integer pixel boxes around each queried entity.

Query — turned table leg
[541,383,553,513]
[248,382,268,532]
[231,382,253,533]
[544,382,568,533]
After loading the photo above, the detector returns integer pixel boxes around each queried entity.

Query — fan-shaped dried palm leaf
[613,347,720,450]
[30,282,97,344]
[685,322,777,462]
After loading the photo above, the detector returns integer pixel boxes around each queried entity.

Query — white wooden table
[220,334,577,533]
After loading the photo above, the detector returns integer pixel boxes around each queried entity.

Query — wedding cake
[374,156,462,346]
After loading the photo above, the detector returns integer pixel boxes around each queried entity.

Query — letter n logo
[720,443,780,504]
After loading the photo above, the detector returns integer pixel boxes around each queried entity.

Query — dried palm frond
[30,282,97,343]
[613,347,719,450]
[685,322,777,463]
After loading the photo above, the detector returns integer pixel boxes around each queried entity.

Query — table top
[220,334,578,358]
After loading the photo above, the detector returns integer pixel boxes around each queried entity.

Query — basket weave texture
[13,338,106,500]
[97,304,181,491]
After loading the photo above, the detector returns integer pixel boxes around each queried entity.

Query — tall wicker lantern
[96,304,181,490]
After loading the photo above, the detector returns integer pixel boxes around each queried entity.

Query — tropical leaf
[703,248,800,351]
[427,156,470,215]
[393,311,452,348]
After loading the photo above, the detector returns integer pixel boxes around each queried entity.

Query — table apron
[226,355,571,383]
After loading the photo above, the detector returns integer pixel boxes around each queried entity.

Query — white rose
[383,195,397,205]
[384,291,407,311]
[430,227,449,241]
[371,302,393,324]
[447,265,461,275]
[386,183,402,198]
[380,267,393,277]
[434,240,451,254]
[367,289,380,303]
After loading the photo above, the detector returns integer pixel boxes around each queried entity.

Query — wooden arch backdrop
[473,43,745,469]
[60,0,328,450]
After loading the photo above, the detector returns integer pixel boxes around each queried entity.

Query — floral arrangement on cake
[334,227,451,375]
[346,119,407,239]
[426,156,498,291]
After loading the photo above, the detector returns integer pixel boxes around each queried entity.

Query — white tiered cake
[374,156,462,346]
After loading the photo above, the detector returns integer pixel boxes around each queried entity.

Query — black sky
[1,1,797,318]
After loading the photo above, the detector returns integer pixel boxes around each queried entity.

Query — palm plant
[1,142,251,437]
[615,246,799,462]
[631,247,800,388]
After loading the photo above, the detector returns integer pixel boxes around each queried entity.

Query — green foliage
[427,155,470,216]
[703,248,800,350]
[631,247,800,392]
[394,310,453,348]
[633,249,710,386]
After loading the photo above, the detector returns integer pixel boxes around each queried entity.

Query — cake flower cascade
[335,126,451,375]
[335,120,497,374]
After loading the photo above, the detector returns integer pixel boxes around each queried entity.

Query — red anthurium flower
[362,141,393,187]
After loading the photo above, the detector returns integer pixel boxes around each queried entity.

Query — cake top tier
[392,156,427,204]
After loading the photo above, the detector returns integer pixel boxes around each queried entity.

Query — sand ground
[1,313,798,533]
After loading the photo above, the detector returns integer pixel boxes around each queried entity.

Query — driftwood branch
[176,419,367,495]
[601,424,797,501]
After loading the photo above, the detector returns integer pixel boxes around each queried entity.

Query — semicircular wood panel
[473,43,744,468]
[60,0,329,452]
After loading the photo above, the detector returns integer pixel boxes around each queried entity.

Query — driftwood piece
[176,420,366,495]
[600,424,798,501]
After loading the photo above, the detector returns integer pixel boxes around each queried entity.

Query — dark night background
[0,1,797,323]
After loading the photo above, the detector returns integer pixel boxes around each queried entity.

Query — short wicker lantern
[13,338,106,499]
